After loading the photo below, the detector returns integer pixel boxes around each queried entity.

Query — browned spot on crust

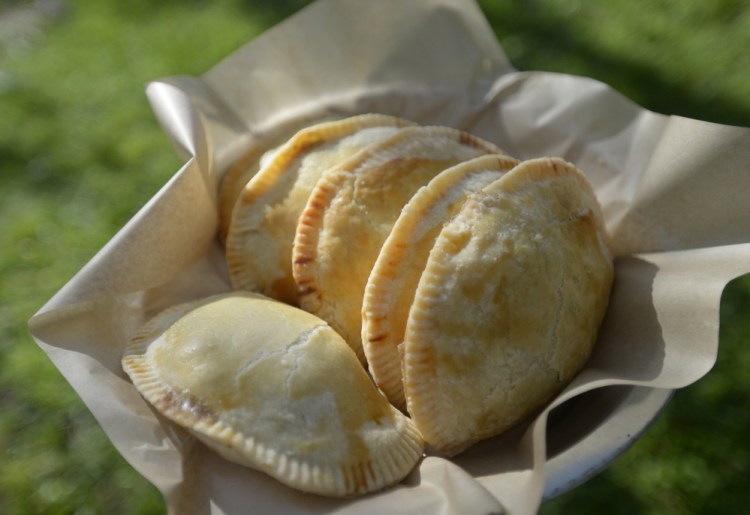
[293,256,313,266]
[458,130,477,147]
[296,281,320,299]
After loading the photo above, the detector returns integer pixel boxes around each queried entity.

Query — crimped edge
[225,114,415,299]
[293,125,505,359]
[121,294,425,497]
[190,402,425,497]
[217,118,333,243]
[362,154,519,410]
[292,165,352,335]
[402,157,610,455]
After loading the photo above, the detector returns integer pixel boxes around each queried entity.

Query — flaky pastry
[122,292,424,497]
[226,114,413,304]
[362,154,519,410]
[402,157,614,456]
[293,126,504,364]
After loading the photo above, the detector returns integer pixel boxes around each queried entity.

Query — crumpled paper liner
[28,0,750,513]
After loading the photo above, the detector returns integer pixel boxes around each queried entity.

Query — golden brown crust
[217,120,326,244]
[402,157,614,456]
[293,126,505,364]
[225,114,414,305]
[122,292,424,497]
[362,155,519,410]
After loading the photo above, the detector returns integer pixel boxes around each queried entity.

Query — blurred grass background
[1,0,748,513]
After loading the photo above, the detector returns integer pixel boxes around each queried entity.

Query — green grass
[2,0,749,513]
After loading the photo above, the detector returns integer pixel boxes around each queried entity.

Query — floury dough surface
[123,293,424,497]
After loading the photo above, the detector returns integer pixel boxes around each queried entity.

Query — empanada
[402,157,614,456]
[121,292,424,497]
[293,126,504,364]
[226,114,414,304]
[362,154,519,410]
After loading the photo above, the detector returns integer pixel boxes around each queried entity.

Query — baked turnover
[122,292,424,497]
[402,157,614,456]
[362,154,519,410]
[293,126,505,364]
[134,114,615,496]
[226,114,414,305]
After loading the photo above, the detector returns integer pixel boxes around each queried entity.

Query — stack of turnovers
[121,114,615,497]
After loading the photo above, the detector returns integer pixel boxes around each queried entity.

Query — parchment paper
[28,0,750,513]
